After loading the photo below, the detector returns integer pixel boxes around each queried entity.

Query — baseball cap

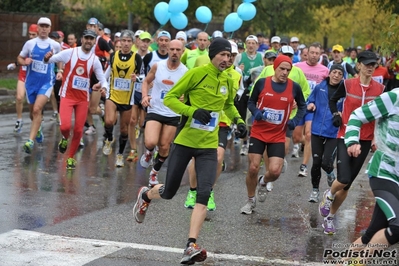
[104,28,111,35]
[37,17,51,26]
[49,31,60,39]
[271,36,280,43]
[139,31,152,41]
[280,37,290,45]
[279,45,294,55]
[157,30,171,39]
[357,45,362,50]
[87,17,98,25]
[264,51,277,59]
[212,30,223,39]
[290,37,299,43]
[115,32,121,38]
[175,31,187,42]
[357,50,378,65]
[82,29,97,38]
[298,44,306,49]
[57,31,64,38]
[237,42,244,49]
[135,30,144,37]
[246,35,258,43]
[98,22,104,30]
[229,40,238,54]
[332,44,344,53]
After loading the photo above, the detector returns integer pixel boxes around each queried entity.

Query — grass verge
[0,78,17,90]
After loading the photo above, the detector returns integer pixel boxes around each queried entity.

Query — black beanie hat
[208,38,231,60]
[329,63,345,74]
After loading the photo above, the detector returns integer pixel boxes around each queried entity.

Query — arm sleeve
[98,38,112,53]
[345,91,398,146]
[329,81,346,114]
[46,49,73,64]
[143,53,152,75]
[248,78,265,115]
[291,83,307,125]
[135,53,142,74]
[93,58,109,91]
[346,63,357,76]
[307,84,318,104]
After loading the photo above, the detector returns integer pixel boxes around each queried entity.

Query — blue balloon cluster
[154,0,189,29]
[195,6,212,24]
[224,0,257,33]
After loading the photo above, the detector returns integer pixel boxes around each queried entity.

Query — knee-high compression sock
[104,125,113,141]
[118,134,128,154]
[153,153,167,172]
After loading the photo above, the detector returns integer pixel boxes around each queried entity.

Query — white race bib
[72,76,90,91]
[134,82,142,92]
[308,80,317,91]
[262,107,284,125]
[31,60,48,74]
[113,78,131,91]
[190,112,219,132]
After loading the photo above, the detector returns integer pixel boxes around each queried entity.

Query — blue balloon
[223,13,243,33]
[195,6,212,24]
[237,3,257,21]
[243,0,256,2]
[168,0,189,14]
[170,12,188,30]
[154,2,170,25]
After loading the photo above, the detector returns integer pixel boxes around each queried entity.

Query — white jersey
[147,60,187,117]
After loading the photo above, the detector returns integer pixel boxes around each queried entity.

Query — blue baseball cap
[87,17,98,25]
[157,30,171,39]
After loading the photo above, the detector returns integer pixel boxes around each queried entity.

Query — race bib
[134,82,142,92]
[262,107,284,125]
[72,76,90,91]
[190,112,219,132]
[308,80,317,91]
[31,60,48,74]
[372,76,383,84]
[113,78,131,91]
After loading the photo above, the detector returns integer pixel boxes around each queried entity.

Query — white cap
[279,45,294,55]
[290,36,299,42]
[229,40,238,54]
[357,46,362,50]
[271,36,281,43]
[37,17,51,26]
[212,30,223,39]
[175,31,187,42]
[115,32,121,38]
[246,35,258,43]
[104,28,111,35]
[298,44,306,49]
[135,30,144,37]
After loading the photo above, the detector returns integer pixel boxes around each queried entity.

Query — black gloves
[287,119,296,130]
[236,123,247,138]
[193,109,212,125]
[332,114,342,127]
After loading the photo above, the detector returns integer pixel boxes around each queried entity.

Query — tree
[0,0,64,13]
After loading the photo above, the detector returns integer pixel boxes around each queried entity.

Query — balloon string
[230,32,234,39]
[152,25,164,38]
[204,23,209,32]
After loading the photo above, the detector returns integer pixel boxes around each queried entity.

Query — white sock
[327,190,334,199]
[259,176,266,186]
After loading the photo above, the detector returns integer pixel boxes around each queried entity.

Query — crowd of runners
[9,16,399,265]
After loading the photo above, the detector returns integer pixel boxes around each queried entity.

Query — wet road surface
[0,111,396,265]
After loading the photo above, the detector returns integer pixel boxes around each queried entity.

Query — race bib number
[134,82,142,92]
[72,76,90,91]
[113,78,131,91]
[190,112,219,132]
[31,60,48,74]
[262,107,284,125]
[308,80,317,91]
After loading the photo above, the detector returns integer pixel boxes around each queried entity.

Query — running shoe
[266,182,274,192]
[50,112,58,121]
[308,188,320,203]
[207,191,216,211]
[240,145,248,156]
[319,189,334,217]
[180,242,207,265]
[102,139,113,155]
[14,120,23,133]
[58,137,68,154]
[298,164,308,177]
[115,154,124,167]
[257,175,268,202]
[66,157,76,170]
[140,152,153,168]
[240,199,256,215]
[23,139,34,154]
[148,169,159,187]
[291,144,299,158]
[133,186,150,223]
[126,150,138,162]
[326,171,336,187]
[79,138,84,148]
[36,126,44,143]
[322,217,336,235]
[184,190,197,209]
[281,158,288,173]
[85,125,96,135]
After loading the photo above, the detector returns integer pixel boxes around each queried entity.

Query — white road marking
[0,230,323,265]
